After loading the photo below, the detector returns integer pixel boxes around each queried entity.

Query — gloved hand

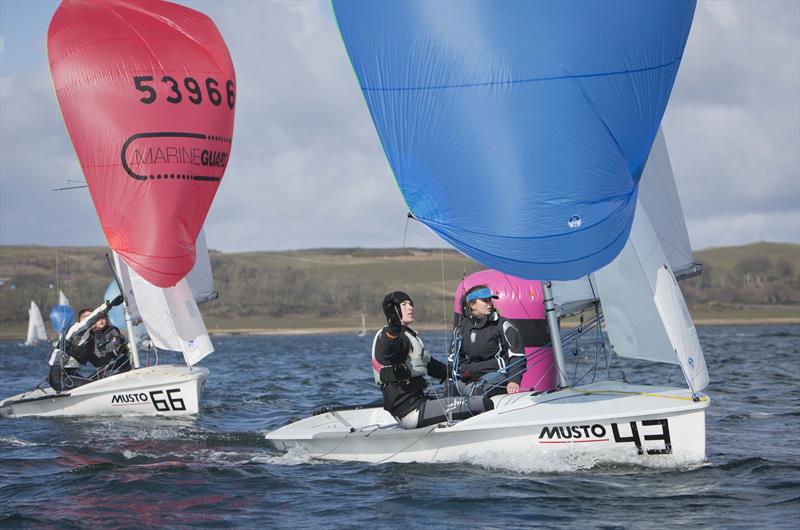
[109,294,124,307]
[457,367,472,381]
[382,294,402,334]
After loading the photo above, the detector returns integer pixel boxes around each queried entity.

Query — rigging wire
[399,213,483,426]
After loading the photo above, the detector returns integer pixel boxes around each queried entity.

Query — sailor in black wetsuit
[452,285,526,397]
[372,291,493,429]
[48,296,128,392]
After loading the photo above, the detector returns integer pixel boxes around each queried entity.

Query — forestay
[593,205,708,389]
[333,1,696,280]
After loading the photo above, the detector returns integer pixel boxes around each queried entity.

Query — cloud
[663,0,800,250]
[0,1,797,256]
[0,66,105,246]
[187,1,442,250]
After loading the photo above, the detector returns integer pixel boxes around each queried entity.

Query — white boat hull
[266,381,708,465]
[0,365,208,418]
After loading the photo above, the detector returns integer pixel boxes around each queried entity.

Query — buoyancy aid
[456,311,525,381]
[47,303,111,368]
[371,328,431,385]
[48,321,92,368]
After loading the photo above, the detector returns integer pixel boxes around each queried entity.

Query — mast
[124,304,141,369]
[543,281,567,388]
[113,252,140,369]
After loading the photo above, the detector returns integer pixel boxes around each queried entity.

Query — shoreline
[205,317,799,336]
[1,318,797,341]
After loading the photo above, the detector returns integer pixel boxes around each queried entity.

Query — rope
[570,388,709,402]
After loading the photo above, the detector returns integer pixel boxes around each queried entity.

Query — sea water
[1,325,798,528]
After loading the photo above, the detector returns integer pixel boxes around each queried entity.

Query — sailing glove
[109,294,124,307]
[382,295,402,334]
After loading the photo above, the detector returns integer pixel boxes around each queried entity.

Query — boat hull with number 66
[0,365,208,418]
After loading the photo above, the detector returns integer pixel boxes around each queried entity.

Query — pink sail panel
[454,270,557,392]
[48,0,236,287]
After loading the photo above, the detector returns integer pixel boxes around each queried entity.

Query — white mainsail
[549,128,708,390]
[58,290,70,307]
[593,205,708,383]
[24,302,48,346]
[550,128,698,317]
[130,273,214,366]
[114,253,214,366]
[186,229,218,305]
[637,128,697,278]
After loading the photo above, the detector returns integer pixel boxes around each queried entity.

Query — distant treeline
[681,255,800,307]
[0,243,798,326]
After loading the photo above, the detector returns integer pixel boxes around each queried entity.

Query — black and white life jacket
[371,328,431,385]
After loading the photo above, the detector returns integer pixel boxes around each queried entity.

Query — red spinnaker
[48,0,235,287]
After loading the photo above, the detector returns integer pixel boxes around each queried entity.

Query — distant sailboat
[357,314,367,337]
[49,290,74,337]
[24,302,48,346]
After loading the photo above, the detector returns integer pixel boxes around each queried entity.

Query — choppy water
[1,325,798,528]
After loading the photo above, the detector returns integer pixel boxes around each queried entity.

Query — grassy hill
[694,242,799,277]
[681,241,800,319]
[0,242,797,338]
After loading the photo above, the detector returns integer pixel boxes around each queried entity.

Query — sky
[0,0,798,255]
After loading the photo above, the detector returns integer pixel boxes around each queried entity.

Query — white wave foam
[0,436,39,448]
[251,446,317,465]
[458,447,706,474]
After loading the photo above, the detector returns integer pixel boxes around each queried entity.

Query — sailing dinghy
[24,302,49,347]
[0,0,235,418]
[267,1,709,464]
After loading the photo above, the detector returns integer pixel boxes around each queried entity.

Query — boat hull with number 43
[267,382,707,464]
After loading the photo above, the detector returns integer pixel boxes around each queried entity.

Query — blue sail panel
[333,1,695,280]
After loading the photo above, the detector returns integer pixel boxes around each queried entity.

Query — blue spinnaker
[333,1,695,280]
[49,304,74,335]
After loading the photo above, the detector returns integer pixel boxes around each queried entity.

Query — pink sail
[454,270,557,392]
[48,0,235,287]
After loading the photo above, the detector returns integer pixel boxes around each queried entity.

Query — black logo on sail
[120,132,230,182]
